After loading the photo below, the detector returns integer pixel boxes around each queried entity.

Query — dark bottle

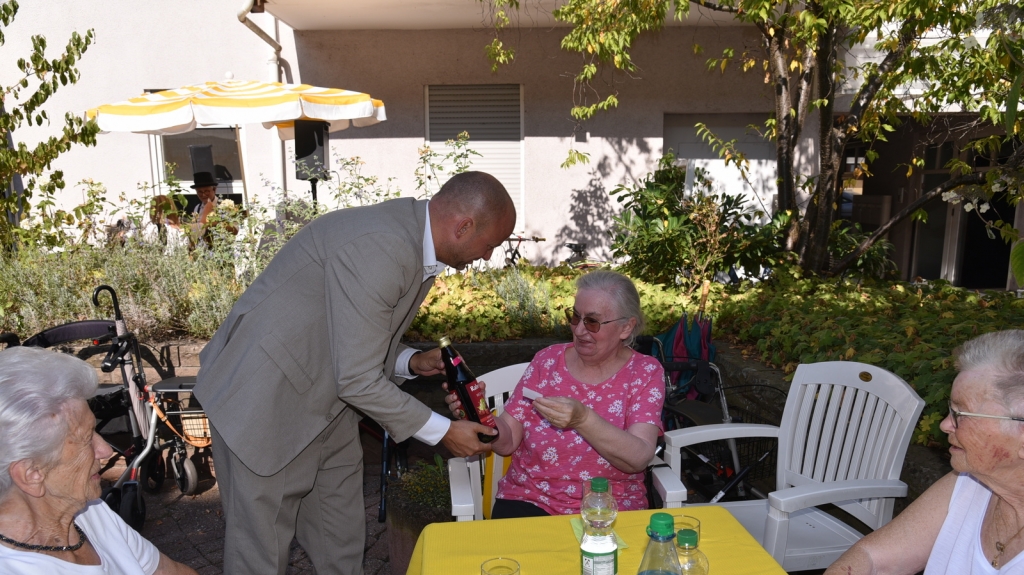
[439,336,498,443]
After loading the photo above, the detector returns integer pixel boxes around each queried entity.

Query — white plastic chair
[448,362,687,521]
[662,361,925,571]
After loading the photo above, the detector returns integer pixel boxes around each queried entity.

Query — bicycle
[561,242,606,269]
[502,235,545,267]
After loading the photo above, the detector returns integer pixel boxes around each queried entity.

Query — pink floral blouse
[495,343,666,515]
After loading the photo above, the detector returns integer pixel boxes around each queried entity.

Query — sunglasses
[947,401,1024,429]
[565,309,626,333]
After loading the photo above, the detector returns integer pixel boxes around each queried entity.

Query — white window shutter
[426,85,524,230]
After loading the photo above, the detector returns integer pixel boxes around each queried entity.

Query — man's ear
[454,217,474,240]
[9,460,46,498]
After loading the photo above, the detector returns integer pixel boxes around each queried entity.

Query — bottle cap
[589,477,609,493]
[677,528,699,548]
[438,336,451,347]
[648,513,675,537]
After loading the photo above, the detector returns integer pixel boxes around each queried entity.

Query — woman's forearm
[491,412,522,456]
[823,544,878,575]
[574,413,657,473]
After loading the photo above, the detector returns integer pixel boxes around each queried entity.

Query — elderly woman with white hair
[825,329,1024,574]
[447,270,666,518]
[0,346,197,574]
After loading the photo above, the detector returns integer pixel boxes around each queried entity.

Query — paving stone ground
[99,427,435,575]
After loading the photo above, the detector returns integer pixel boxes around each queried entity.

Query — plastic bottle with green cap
[676,528,709,574]
[636,513,682,575]
[581,477,618,575]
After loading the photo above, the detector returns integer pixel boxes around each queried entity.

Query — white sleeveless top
[925,473,1024,574]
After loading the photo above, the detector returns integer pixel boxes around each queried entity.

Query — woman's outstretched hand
[532,396,590,429]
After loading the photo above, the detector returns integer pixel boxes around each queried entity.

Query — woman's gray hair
[0,346,98,500]
[576,270,646,347]
[954,330,1024,409]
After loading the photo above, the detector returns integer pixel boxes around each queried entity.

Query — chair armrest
[447,457,476,521]
[768,479,909,513]
[664,423,779,449]
[651,464,687,508]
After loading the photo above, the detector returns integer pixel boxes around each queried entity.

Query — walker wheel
[173,455,199,496]
[119,482,146,532]
[142,451,166,493]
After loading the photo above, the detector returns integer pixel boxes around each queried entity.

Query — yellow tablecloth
[407,506,786,575]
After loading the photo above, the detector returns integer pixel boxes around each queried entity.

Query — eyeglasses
[565,309,626,333]
[947,401,1024,429]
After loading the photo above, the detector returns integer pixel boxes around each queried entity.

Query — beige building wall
[296,25,783,264]
[4,3,806,264]
[0,0,297,219]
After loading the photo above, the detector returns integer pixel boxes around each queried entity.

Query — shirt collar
[423,201,445,281]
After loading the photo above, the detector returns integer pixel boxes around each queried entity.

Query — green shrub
[716,272,1024,446]
[609,153,762,293]
[406,265,695,342]
[391,454,451,511]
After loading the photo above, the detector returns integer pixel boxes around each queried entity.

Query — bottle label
[465,380,497,428]
[581,549,616,575]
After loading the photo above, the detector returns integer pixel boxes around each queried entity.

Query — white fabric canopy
[86,79,386,139]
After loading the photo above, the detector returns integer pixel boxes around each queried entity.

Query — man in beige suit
[194,171,516,575]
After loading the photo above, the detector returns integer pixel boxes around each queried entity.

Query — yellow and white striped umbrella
[86,79,386,139]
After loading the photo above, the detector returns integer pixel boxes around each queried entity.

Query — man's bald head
[431,171,515,231]
[429,171,516,270]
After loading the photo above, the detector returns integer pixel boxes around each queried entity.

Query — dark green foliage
[717,273,1024,445]
[391,454,451,511]
[609,153,761,292]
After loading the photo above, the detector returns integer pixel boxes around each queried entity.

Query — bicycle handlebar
[507,235,546,242]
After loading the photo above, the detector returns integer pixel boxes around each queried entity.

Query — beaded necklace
[0,523,88,553]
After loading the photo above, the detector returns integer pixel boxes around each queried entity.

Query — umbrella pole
[234,126,249,206]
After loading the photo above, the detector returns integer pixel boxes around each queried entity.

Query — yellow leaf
[845,347,856,360]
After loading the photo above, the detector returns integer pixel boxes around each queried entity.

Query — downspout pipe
[238,1,282,58]
[238,0,288,195]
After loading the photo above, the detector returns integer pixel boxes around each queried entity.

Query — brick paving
[100,430,420,575]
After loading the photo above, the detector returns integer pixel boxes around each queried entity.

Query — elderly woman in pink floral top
[448,270,665,518]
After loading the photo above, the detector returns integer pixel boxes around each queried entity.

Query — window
[152,127,245,212]
[426,84,524,229]
[162,128,241,184]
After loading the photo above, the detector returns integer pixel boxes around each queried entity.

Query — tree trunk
[769,33,797,216]
[800,21,842,273]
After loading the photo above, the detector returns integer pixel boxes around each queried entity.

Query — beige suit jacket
[194,198,435,476]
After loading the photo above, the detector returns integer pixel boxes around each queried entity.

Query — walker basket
[158,393,211,449]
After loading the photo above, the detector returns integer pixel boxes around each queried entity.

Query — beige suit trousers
[211,407,365,575]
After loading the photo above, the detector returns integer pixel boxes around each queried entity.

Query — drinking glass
[674,514,701,545]
[481,557,520,575]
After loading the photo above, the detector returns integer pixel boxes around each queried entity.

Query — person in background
[0,346,197,574]
[447,270,666,518]
[194,171,516,575]
[140,195,190,253]
[824,330,1024,574]
[189,172,219,226]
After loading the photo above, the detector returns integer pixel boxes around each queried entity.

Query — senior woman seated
[824,329,1024,574]
[0,346,197,574]
[447,270,666,518]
